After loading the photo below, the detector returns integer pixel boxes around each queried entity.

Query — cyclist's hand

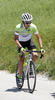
[41,48,45,55]
[21,47,26,53]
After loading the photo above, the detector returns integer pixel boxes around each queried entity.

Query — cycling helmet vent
[22,13,33,21]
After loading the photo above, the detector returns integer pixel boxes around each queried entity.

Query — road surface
[0,71,55,100]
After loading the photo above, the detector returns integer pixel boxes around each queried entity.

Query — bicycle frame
[24,53,32,77]
[23,50,43,78]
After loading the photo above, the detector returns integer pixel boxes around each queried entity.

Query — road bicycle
[16,50,43,93]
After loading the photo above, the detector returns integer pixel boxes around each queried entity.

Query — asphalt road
[0,71,55,100]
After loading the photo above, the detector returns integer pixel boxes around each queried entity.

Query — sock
[19,75,22,79]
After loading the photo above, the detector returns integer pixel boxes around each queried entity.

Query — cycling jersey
[15,22,38,42]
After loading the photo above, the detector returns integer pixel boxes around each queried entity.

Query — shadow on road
[5,87,29,93]
[50,93,55,98]
[5,87,37,93]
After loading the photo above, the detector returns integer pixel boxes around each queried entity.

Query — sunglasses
[25,21,31,24]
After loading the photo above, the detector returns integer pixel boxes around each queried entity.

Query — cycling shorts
[18,39,36,53]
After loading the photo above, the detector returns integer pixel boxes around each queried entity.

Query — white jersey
[15,22,38,41]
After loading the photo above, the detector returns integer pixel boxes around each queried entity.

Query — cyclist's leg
[27,38,38,62]
[17,42,25,78]
[18,55,25,76]
[32,51,38,62]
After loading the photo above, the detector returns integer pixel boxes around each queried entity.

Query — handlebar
[21,50,44,59]
[26,50,44,59]
[26,50,41,53]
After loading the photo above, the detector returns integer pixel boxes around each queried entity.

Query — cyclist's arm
[14,32,22,48]
[35,33,43,48]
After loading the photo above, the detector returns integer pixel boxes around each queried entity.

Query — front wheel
[27,61,36,93]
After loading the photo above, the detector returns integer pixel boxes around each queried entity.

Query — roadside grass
[0,0,55,79]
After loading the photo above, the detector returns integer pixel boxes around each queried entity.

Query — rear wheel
[27,61,36,93]
[16,61,24,89]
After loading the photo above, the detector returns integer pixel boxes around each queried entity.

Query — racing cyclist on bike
[14,13,45,86]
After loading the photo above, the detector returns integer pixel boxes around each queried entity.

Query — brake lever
[21,53,24,58]
[40,54,44,59]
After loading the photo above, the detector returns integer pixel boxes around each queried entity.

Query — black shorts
[18,39,36,53]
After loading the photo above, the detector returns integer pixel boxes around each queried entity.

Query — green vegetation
[0,0,55,79]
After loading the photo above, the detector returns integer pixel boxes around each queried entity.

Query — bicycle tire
[27,61,36,93]
[16,61,24,89]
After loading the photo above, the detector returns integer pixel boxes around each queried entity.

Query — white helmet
[22,13,33,21]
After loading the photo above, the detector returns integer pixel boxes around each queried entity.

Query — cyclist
[14,13,45,85]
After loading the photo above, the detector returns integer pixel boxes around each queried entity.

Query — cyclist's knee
[32,53,38,62]
[32,52,38,57]
[33,55,38,60]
